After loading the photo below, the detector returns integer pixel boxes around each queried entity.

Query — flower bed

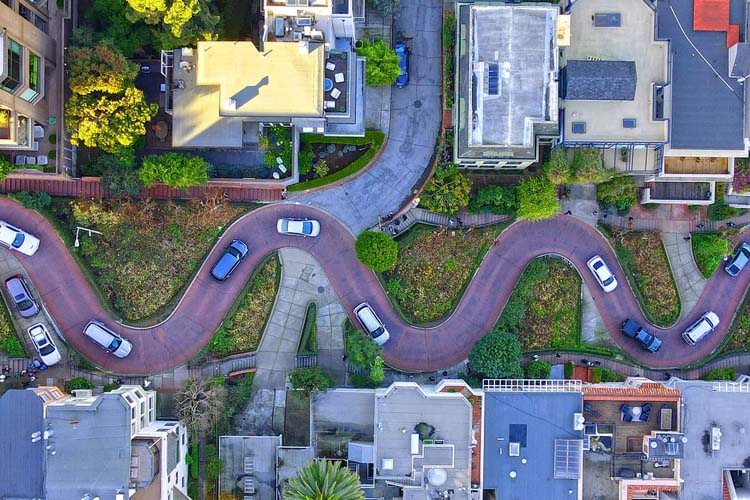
[496,257,581,350]
[604,228,680,327]
[733,158,750,193]
[384,223,505,323]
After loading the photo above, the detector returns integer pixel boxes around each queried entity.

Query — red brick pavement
[1,197,748,375]
[0,174,283,203]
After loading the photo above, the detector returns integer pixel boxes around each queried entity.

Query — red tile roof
[694,0,730,31]
[727,24,740,47]
[583,382,680,402]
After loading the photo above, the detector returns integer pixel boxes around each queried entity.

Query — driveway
[1,198,748,375]
[297,0,443,233]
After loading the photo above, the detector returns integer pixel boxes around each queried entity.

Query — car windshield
[302,221,313,234]
[11,233,24,248]
[602,276,614,286]
[17,298,34,310]
[39,343,55,356]
[108,337,122,351]
[372,326,385,338]
[226,247,242,258]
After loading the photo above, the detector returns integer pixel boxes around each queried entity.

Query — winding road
[3,198,748,375]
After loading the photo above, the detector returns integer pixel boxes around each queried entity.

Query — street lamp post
[74,226,102,248]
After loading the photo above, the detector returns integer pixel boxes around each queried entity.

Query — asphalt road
[1,198,747,375]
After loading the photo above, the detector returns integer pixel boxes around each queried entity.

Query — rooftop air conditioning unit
[73,389,93,398]
[509,442,520,457]
[573,413,585,431]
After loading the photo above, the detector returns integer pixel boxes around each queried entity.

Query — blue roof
[0,390,46,499]
[656,0,747,150]
[483,391,583,500]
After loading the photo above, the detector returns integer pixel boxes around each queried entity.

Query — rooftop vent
[623,118,637,128]
[509,442,520,457]
[572,122,586,134]
[224,98,237,111]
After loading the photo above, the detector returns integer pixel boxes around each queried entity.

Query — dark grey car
[210,240,249,281]
[4,275,39,318]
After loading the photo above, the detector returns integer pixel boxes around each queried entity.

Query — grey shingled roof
[564,60,637,101]
[0,390,46,499]
[483,391,583,500]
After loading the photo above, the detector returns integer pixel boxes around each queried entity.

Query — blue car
[394,42,409,88]
[210,240,249,281]
[725,242,750,276]
[621,319,662,353]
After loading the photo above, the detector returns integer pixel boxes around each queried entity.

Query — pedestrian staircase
[296,354,318,368]
[213,354,256,377]
[0,356,33,373]
[377,208,509,237]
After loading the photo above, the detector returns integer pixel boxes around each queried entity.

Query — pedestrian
[29,375,36,382]
[697,223,705,229]
[580,358,589,366]
[593,361,601,367]
[728,221,735,228]
[602,213,608,220]
[592,210,598,216]
[628,216,634,221]
[683,236,691,241]
[555,353,561,358]
[664,372,672,380]
[532,354,540,361]
[565,210,572,215]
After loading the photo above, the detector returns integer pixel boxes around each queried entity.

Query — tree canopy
[516,176,559,220]
[571,147,615,184]
[98,150,143,197]
[68,43,138,95]
[284,460,365,500]
[468,184,517,215]
[542,147,572,185]
[289,367,335,396]
[0,154,13,181]
[420,164,472,216]
[468,329,523,379]
[125,0,219,47]
[354,231,398,272]
[596,175,638,210]
[356,39,401,86]
[138,153,210,188]
[175,378,227,434]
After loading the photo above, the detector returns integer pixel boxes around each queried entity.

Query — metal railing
[483,379,583,392]
[712,381,750,392]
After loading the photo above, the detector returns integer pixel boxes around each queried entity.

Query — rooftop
[374,384,473,500]
[171,41,324,148]
[564,60,637,101]
[312,389,375,457]
[219,435,281,500]
[656,0,747,151]
[0,390,46,500]
[673,379,750,500]
[45,394,132,500]
[561,0,669,144]
[455,2,559,161]
[482,391,583,500]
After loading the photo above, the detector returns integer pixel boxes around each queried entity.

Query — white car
[28,323,62,366]
[682,311,720,345]
[0,220,40,256]
[276,218,320,237]
[586,255,618,293]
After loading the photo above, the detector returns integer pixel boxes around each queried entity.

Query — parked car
[4,275,38,318]
[682,311,720,345]
[354,302,390,345]
[28,323,61,366]
[276,218,320,237]
[210,240,249,281]
[586,255,618,292]
[621,319,662,353]
[394,42,409,88]
[725,242,750,276]
[83,320,133,358]
[0,220,40,256]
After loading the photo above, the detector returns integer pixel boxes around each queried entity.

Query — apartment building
[0,384,191,500]
[0,0,61,165]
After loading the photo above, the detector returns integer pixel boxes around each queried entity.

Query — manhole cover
[414,100,422,108]
[317,286,325,293]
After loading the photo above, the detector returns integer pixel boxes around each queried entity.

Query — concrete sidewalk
[662,233,707,320]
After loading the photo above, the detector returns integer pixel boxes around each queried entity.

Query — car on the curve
[276,218,320,237]
[586,255,618,293]
[354,302,390,345]
[394,42,409,88]
[0,220,40,256]
[83,320,133,358]
[210,240,249,281]
[621,319,662,353]
[725,242,750,276]
[682,311,720,345]
[28,323,62,366]
[4,275,39,318]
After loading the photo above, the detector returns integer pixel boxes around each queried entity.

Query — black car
[210,240,249,281]
[621,319,662,353]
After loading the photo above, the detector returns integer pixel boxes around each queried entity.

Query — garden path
[662,233,708,320]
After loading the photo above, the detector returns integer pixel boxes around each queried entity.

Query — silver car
[276,218,320,237]
[28,323,61,366]
[682,311,720,345]
[4,275,39,318]
[0,220,40,256]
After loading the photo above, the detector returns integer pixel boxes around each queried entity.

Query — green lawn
[692,233,730,278]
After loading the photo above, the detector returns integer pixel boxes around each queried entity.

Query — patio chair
[641,403,653,414]
[620,404,631,413]
[14,155,27,166]
[324,100,336,109]
[26,157,36,165]
[622,413,633,423]
[640,413,650,423]
[33,125,44,139]
[584,403,593,412]
[335,72,345,83]
[330,88,341,99]
[31,141,39,152]
[278,164,287,174]
[36,155,48,166]
[326,62,336,71]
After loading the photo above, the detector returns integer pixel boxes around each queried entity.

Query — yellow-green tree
[65,87,158,152]
[68,42,138,95]
[356,39,401,86]
[138,152,210,188]
[516,176,559,220]
[125,0,218,46]
[420,164,473,216]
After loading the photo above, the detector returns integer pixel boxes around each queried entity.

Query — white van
[681,311,720,346]
[83,320,133,358]
[354,302,390,345]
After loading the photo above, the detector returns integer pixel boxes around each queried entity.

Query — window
[622,118,637,128]
[571,122,586,134]
[34,16,47,33]
[1,39,22,93]
[18,4,32,21]
[20,52,40,102]
[0,109,10,140]
[1,0,13,8]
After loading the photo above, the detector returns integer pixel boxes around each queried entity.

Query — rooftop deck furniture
[26,157,36,165]
[324,100,335,109]
[31,141,39,151]
[335,72,345,83]
[324,78,334,91]
[14,155,26,166]
[33,125,44,139]
[330,88,341,99]
[326,61,336,71]
[36,155,48,166]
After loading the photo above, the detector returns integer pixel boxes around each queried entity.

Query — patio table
[324,78,334,91]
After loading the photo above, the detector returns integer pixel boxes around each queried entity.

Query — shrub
[103,384,117,392]
[48,150,57,160]
[468,329,523,379]
[542,147,572,185]
[564,362,573,379]
[420,164,472,216]
[12,191,52,211]
[289,367,335,395]
[0,154,12,181]
[65,377,96,393]
[298,145,314,176]
[355,231,398,272]
[517,176,558,220]
[314,160,330,178]
[356,39,401,86]
[692,233,730,278]
[468,185,517,215]
[2,335,26,358]
[704,367,736,380]
[139,153,210,188]
[370,356,385,385]
[597,175,638,210]
[571,147,614,184]
[345,325,383,368]
[524,360,551,379]
[206,444,223,480]
[600,367,623,382]
[591,367,603,383]
[48,134,57,145]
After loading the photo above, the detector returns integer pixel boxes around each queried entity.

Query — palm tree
[283,460,364,500]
